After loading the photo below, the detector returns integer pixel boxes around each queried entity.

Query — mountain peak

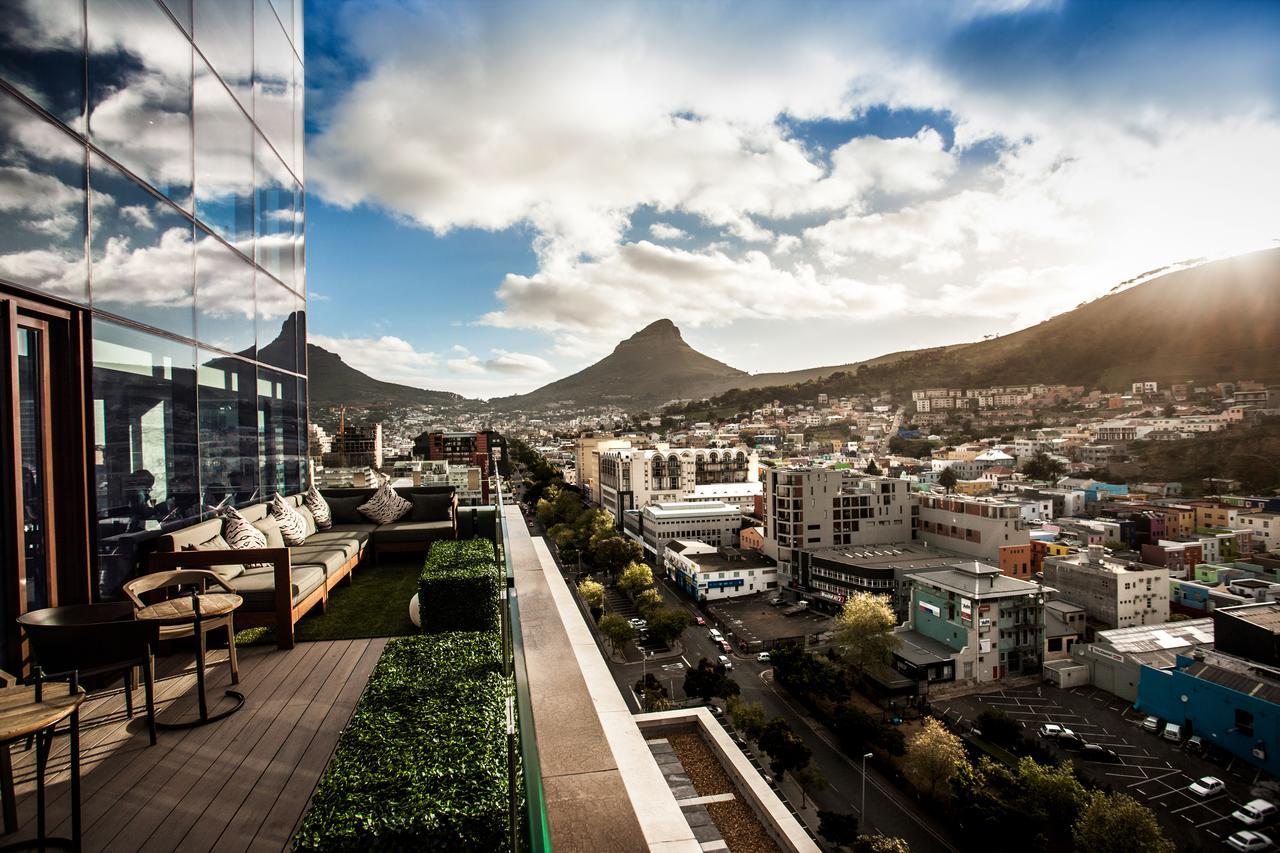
[625,318,682,343]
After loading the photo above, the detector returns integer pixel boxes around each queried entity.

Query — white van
[1162,723,1184,743]
[1233,799,1279,827]
[708,629,723,642]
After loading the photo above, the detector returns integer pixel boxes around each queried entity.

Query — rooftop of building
[689,482,763,497]
[1095,618,1214,654]
[914,561,1042,598]
[1182,653,1280,704]
[1048,547,1165,574]
[805,541,960,571]
[644,501,739,518]
[894,629,959,666]
[666,541,776,571]
[1044,598,1086,616]
[1217,601,1280,634]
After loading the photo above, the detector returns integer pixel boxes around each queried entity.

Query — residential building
[322,421,382,469]
[663,541,779,601]
[574,434,633,504]
[597,445,759,518]
[0,0,309,618]
[899,561,1044,685]
[634,501,741,559]
[1239,512,1280,549]
[1043,545,1170,630]
[789,542,960,617]
[914,492,1031,563]
[1044,599,1086,662]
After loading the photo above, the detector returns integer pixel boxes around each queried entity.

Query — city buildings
[322,420,382,468]
[761,468,913,566]
[1,0,308,626]
[628,500,741,559]
[663,540,779,601]
[597,444,759,517]
[914,492,1032,563]
[1043,545,1170,630]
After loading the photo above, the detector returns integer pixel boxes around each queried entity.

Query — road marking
[1171,795,1225,813]
[1130,769,1180,788]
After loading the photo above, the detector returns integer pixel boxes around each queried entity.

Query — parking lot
[705,595,834,652]
[940,684,1268,848]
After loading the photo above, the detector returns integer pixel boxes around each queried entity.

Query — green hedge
[418,538,501,634]
[294,633,512,852]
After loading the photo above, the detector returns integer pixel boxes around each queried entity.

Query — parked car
[628,618,647,629]
[718,654,733,670]
[1038,723,1076,739]
[1227,830,1273,852]
[1185,734,1205,755]
[769,597,785,606]
[1142,715,1162,733]
[1081,744,1122,763]
[719,641,732,653]
[1234,800,1279,827]
[756,652,771,663]
[709,629,723,641]
[1189,776,1227,798]
[695,616,706,626]
[1058,734,1088,751]
[1162,722,1185,743]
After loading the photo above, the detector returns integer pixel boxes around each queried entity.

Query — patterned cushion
[218,506,270,570]
[357,479,411,524]
[304,485,332,530]
[269,494,307,546]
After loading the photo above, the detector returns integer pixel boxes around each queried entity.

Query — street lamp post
[861,752,873,832]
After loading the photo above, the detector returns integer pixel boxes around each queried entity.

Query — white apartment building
[638,501,742,559]
[664,540,779,601]
[1043,545,1169,629]
[1237,512,1280,550]
[575,436,634,505]
[597,445,760,518]
[914,493,1032,563]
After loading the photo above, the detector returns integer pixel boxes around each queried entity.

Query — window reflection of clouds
[89,152,195,338]
[195,230,256,356]
[254,0,296,177]
[0,0,86,132]
[194,0,252,112]
[194,56,254,250]
[254,133,298,290]
[0,89,88,301]
[87,0,192,209]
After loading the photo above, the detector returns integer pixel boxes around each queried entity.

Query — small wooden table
[136,593,244,728]
[0,683,85,851]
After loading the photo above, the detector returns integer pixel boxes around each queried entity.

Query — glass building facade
[0,0,307,600]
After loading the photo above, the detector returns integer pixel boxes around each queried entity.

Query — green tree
[1072,792,1174,853]
[598,613,635,654]
[634,589,664,620]
[938,466,958,492]
[865,459,881,476]
[683,657,740,703]
[758,717,811,785]
[817,811,860,849]
[793,764,827,808]
[851,836,910,853]
[974,707,1021,748]
[1016,757,1088,835]
[1023,450,1067,482]
[592,535,643,578]
[646,607,694,646]
[902,717,966,801]
[617,561,655,597]
[726,696,767,740]
[771,645,850,704]
[577,578,605,610]
[834,592,899,680]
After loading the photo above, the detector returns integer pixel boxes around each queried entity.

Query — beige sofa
[147,489,456,648]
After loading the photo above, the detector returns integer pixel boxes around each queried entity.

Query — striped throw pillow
[304,485,332,530]
[269,494,308,546]
[218,506,271,570]
[357,479,411,524]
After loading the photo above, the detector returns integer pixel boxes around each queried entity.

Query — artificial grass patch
[234,560,421,646]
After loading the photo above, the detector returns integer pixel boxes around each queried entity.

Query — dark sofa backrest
[319,485,455,502]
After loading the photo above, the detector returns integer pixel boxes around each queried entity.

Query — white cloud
[649,222,687,240]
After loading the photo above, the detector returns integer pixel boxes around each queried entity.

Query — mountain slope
[498,318,747,409]
[710,247,1280,401]
[306,344,467,407]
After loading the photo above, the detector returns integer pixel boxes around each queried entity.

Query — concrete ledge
[635,708,822,853]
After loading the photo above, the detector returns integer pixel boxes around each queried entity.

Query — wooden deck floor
[0,638,386,852]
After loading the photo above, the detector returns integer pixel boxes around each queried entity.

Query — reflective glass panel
[92,319,198,597]
[195,229,256,356]
[199,350,259,509]
[194,0,252,111]
[0,90,88,303]
[87,0,193,209]
[254,0,294,176]
[291,54,303,185]
[194,55,254,248]
[159,0,191,35]
[17,325,51,612]
[254,133,296,289]
[0,0,86,132]
[255,276,297,372]
[90,152,195,338]
[257,367,297,498]
[297,377,309,491]
[293,298,306,379]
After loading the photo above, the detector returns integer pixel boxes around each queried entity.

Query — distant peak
[625,318,682,343]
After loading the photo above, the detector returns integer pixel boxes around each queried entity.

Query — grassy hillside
[307,344,468,408]
[1125,419,1280,494]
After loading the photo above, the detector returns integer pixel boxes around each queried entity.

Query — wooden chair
[122,570,240,687]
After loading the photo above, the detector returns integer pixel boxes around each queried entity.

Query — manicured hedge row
[294,633,512,852]
[418,538,501,633]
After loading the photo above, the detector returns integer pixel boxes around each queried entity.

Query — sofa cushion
[304,485,333,530]
[296,505,318,538]
[375,520,454,544]
[181,534,245,582]
[233,564,326,609]
[218,506,271,571]
[288,547,349,578]
[252,515,286,550]
[410,493,453,523]
[269,494,308,546]
[358,480,412,524]
[326,496,366,526]
[161,517,224,552]
[303,529,368,557]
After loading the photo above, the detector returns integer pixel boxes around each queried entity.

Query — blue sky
[302,0,1280,399]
